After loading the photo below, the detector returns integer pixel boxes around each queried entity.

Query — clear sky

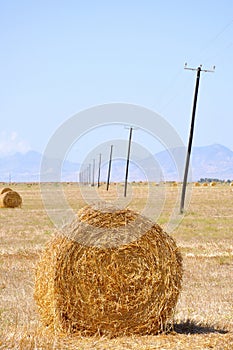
[1,0,233,161]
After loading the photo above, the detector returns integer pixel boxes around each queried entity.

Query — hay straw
[34,204,183,337]
[0,190,22,208]
[0,187,13,194]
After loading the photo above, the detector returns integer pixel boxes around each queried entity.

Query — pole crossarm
[184,63,215,72]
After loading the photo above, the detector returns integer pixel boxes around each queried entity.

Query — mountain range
[0,144,233,183]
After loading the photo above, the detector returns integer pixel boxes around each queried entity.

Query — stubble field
[0,182,232,349]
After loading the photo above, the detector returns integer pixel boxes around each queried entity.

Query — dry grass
[0,182,233,349]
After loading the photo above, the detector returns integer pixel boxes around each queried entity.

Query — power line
[161,19,232,114]
[198,18,233,57]
[193,18,233,67]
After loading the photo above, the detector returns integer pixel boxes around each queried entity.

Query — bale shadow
[173,319,228,335]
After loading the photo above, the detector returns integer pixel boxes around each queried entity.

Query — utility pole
[97,153,102,188]
[180,64,215,213]
[88,163,91,185]
[85,167,88,185]
[82,169,85,185]
[91,159,95,187]
[106,145,113,191]
[124,127,133,197]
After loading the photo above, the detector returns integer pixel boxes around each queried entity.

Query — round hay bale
[34,205,183,337]
[194,182,200,187]
[0,190,22,208]
[210,182,217,186]
[0,187,13,195]
[203,182,209,186]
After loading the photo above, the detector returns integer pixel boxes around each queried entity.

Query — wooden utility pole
[180,64,215,213]
[124,127,133,197]
[106,145,113,191]
[91,159,95,187]
[97,153,102,188]
[85,167,88,185]
[88,163,91,185]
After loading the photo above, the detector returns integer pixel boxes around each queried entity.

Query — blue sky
[1,0,233,161]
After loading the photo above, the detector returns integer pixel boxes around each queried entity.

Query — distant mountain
[191,144,233,180]
[0,151,80,182]
[0,144,233,182]
[155,144,233,181]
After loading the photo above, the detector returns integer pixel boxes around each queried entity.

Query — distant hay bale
[194,182,201,187]
[230,182,233,187]
[0,190,22,208]
[203,182,209,187]
[34,204,183,337]
[0,187,13,195]
[210,182,217,186]
[172,182,178,187]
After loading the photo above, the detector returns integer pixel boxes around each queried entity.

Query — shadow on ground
[173,319,228,335]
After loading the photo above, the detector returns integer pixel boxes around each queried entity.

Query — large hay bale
[34,205,183,337]
[0,187,13,194]
[0,190,22,208]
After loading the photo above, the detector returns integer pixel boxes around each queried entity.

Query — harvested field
[0,182,233,349]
